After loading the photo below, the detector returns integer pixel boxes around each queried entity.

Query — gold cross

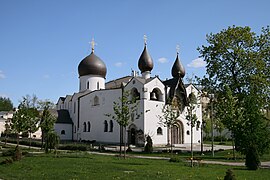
[143,34,147,45]
[176,44,180,55]
[90,38,95,52]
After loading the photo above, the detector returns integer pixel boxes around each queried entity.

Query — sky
[0,0,269,107]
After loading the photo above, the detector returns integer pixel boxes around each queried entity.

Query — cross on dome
[176,44,180,55]
[143,34,147,45]
[90,38,96,53]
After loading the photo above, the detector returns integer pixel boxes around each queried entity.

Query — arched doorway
[171,121,184,144]
[128,124,137,145]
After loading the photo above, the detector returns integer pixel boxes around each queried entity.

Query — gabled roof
[56,109,73,124]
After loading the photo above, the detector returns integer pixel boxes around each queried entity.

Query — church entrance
[128,124,137,145]
[171,121,184,144]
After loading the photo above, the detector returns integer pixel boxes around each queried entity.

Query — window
[87,81,89,89]
[87,121,91,132]
[104,120,108,132]
[73,102,76,113]
[83,122,86,132]
[157,127,163,135]
[109,120,113,132]
[187,130,190,135]
[97,82,99,90]
[93,96,99,106]
[131,88,140,100]
[61,130,65,135]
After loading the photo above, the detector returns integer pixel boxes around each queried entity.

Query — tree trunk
[191,124,193,167]
[29,131,32,149]
[124,127,127,159]
[120,125,122,156]
[16,133,19,146]
[170,127,173,154]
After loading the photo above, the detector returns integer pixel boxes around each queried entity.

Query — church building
[55,38,202,146]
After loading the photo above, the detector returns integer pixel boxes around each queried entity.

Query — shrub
[245,146,260,170]
[58,144,89,151]
[169,157,181,163]
[2,149,15,157]
[144,135,153,153]
[224,169,236,180]
[0,158,13,165]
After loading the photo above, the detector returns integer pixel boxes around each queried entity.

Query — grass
[0,151,270,180]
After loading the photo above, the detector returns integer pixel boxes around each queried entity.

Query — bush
[2,149,15,157]
[144,135,153,153]
[245,146,260,170]
[58,144,90,151]
[0,158,13,165]
[224,169,236,180]
[169,157,181,163]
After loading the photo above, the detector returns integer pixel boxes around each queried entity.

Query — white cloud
[114,62,124,67]
[187,58,206,68]
[0,70,6,79]
[158,57,168,64]
[43,74,50,79]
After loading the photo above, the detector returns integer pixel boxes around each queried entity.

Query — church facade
[55,39,202,146]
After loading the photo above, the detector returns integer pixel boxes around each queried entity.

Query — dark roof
[78,52,107,78]
[60,97,66,101]
[105,76,132,89]
[56,109,73,124]
[171,54,185,78]
[138,46,153,73]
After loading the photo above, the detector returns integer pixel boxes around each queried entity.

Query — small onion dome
[78,52,107,78]
[138,46,154,73]
[171,54,185,78]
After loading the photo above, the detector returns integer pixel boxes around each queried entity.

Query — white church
[55,38,202,146]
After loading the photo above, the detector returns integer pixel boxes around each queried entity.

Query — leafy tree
[11,95,40,146]
[105,90,138,159]
[198,26,270,170]
[158,98,180,154]
[0,97,13,111]
[40,106,57,153]
[186,92,199,167]
[45,131,59,154]
[38,100,55,149]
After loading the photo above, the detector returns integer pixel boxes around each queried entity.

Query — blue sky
[0,0,269,106]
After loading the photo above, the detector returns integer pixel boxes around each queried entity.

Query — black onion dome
[138,46,154,73]
[171,54,185,78]
[78,52,107,78]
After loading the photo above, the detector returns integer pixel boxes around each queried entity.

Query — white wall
[79,75,105,92]
[55,123,73,140]
[79,89,122,143]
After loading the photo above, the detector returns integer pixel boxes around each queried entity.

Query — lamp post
[209,94,215,157]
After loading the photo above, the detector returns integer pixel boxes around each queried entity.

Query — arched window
[131,88,140,101]
[83,122,86,132]
[109,120,113,132]
[87,121,91,132]
[87,81,89,89]
[93,96,99,106]
[187,130,190,135]
[97,82,99,90]
[104,120,108,132]
[150,88,163,101]
[157,127,163,135]
[61,130,65,135]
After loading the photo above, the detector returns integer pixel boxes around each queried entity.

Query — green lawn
[0,152,269,180]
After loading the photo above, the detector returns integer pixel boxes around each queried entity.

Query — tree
[38,100,55,149]
[158,98,180,154]
[105,90,138,159]
[40,106,57,153]
[11,95,40,146]
[0,97,13,111]
[186,92,199,167]
[198,26,270,170]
